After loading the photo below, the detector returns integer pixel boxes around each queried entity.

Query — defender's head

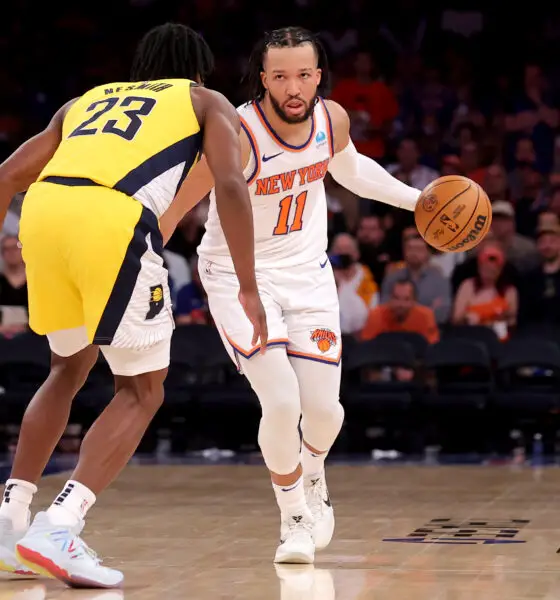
[130,23,214,83]
[244,26,330,124]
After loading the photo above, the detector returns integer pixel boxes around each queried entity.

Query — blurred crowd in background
[2,0,560,347]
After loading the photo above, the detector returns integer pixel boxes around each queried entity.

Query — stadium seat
[493,339,560,412]
[372,331,430,359]
[0,332,50,391]
[421,339,492,452]
[423,338,492,404]
[343,338,418,452]
[443,325,502,360]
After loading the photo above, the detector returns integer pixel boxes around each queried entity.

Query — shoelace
[286,518,313,542]
[77,537,102,565]
[307,478,326,516]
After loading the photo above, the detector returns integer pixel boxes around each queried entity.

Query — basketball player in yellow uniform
[0,23,267,588]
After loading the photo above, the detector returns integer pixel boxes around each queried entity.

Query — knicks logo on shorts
[310,328,337,354]
[145,284,164,320]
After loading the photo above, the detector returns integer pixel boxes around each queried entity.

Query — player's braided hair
[243,26,330,103]
[130,23,214,82]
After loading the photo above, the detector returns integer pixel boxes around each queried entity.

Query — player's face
[261,44,322,124]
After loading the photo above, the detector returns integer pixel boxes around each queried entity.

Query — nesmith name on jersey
[255,159,329,196]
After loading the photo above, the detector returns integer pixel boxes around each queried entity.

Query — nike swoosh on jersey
[320,259,329,268]
[262,152,284,162]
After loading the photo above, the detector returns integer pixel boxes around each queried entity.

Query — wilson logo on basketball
[310,328,337,353]
[447,214,488,251]
[421,194,438,212]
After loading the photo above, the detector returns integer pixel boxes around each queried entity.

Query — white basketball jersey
[198,99,334,268]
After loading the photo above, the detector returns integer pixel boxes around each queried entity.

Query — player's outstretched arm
[325,99,420,211]
[0,99,75,227]
[197,88,268,350]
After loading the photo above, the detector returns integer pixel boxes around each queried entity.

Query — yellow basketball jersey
[39,79,202,216]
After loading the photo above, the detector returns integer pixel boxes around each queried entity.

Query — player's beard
[268,91,317,124]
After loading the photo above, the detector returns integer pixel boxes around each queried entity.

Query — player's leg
[288,357,342,550]
[285,260,344,550]
[15,188,163,587]
[0,335,98,577]
[16,345,169,589]
[236,349,315,563]
[0,184,94,576]
[199,259,314,563]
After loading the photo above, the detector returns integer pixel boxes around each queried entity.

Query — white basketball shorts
[199,255,341,371]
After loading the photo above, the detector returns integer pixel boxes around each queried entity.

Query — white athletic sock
[46,480,96,527]
[302,443,327,480]
[272,476,308,518]
[0,479,37,531]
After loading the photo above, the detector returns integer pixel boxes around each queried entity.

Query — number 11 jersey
[38,78,202,218]
[199,99,334,269]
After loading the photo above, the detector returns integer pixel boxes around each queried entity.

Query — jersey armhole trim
[318,98,335,158]
[240,116,261,185]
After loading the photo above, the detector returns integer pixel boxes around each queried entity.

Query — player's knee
[114,368,167,414]
[303,393,344,428]
[50,346,98,392]
[260,393,301,429]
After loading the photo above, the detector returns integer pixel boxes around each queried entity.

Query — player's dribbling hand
[239,290,268,354]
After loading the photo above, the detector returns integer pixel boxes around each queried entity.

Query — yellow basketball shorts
[20,179,173,350]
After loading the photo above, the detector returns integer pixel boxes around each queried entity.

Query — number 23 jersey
[38,79,202,218]
[198,99,334,269]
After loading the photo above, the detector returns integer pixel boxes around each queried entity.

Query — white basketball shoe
[304,471,334,550]
[0,515,38,577]
[275,509,315,564]
[15,512,123,588]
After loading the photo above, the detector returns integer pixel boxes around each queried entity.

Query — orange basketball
[415,175,492,253]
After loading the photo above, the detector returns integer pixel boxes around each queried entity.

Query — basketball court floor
[1,463,559,599]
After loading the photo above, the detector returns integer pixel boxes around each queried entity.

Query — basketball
[415,176,492,253]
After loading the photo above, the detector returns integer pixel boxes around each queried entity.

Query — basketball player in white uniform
[161,27,421,564]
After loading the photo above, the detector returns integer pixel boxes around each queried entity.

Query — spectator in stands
[537,210,559,230]
[381,234,452,324]
[0,235,28,337]
[387,138,439,190]
[484,163,510,203]
[508,136,538,201]
[491,201,540,272]
[452,243,518,340]
[548,185,560,219]
[440,154,463,176]
[329,50,398,160]
[361,279,439,343]
[451,233,522,293]
[519,223,560,326]
[355,215,394,285]
[329,233,379,308]
[514,165,547,237]
[174,257,211,326]
[460,141,486,185]
[332,258,368,336]
[505,62,559,173]
[321,12,358,60]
